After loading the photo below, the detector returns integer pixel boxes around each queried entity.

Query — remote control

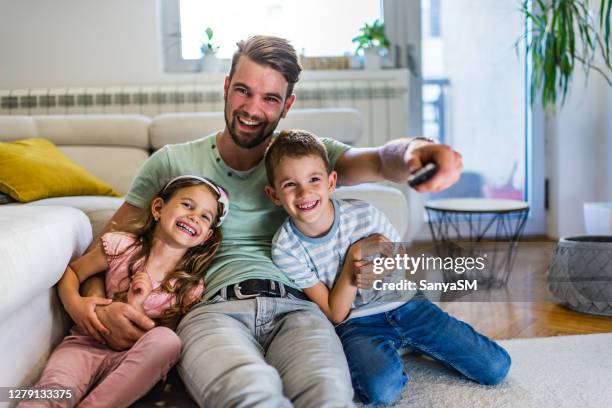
[407,163,438,188]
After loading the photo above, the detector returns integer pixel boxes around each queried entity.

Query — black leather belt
[212,279,309,301]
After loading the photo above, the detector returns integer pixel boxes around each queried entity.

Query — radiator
[0,70,409,148]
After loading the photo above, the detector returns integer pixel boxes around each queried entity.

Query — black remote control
[407,163,438,188]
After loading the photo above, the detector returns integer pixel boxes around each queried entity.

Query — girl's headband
[161,175,229,227]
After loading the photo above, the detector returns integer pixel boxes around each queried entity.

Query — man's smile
[237,116,262,127]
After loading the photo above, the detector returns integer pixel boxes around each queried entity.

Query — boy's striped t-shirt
[271,198,413,320]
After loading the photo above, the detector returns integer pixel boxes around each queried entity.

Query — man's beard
[224,101,283,149]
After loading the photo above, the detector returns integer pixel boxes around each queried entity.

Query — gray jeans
[176,295,355,408]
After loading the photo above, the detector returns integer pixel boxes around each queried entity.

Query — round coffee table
[425,198,530,287]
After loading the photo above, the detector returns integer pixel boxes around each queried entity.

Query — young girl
[20,175,229,408]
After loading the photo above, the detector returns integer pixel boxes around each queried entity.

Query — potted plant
[523,2,612,302]
[520,0,611,110]
[199,27,221,73]
[352,19,391,70]
[519,1,611,231]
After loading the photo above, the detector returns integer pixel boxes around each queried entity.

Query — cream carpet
[135,333,612,407]
[384,333,612,408]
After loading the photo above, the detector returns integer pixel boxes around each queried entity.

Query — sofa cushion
[34,114,151,148]
[0,138,119,202]
[149,112,226,149]
[59,146,149,194]
[0,115,151,195]
[149,109,362,150]
[0,206,92,322]
[27,195,125,238]
[0,206,89,389]
[333,183,409,240]
[0,115,38,141]
[278,108,362,144]
[0,290,71,389]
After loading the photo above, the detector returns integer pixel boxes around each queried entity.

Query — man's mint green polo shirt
[125,132,349,300]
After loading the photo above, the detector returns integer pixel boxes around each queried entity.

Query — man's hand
[335,138,462,190]
[95,301,155,351]
[66,296,112,343]
[405,141,463,193]
[127,271,153,311]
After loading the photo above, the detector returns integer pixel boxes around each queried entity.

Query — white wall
[545,0,612,238]
[440,1,526,190]
[547,67,612,238]
[606,89,612,201]
[0,0,193,88]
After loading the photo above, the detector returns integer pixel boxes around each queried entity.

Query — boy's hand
[347,233,391,263]
[347,234,396,289]
[127,271,153,308]
[354,260,376,289]
[67,296,112,343]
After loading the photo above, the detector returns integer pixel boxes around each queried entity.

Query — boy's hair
[111,177,224,327]
[264,129,330,186]
[229,35,302,98]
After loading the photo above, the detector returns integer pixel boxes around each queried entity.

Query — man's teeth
[238,117,260,126]
[297,200,318,210]
[177,222,196,236]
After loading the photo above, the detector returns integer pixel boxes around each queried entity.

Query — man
[83,35,462,407]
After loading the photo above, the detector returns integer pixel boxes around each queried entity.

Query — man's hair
[229,35,302,98]
[264,129,330,186]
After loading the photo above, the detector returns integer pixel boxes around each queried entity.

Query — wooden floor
[409,239,612,340]
[439,301,612,340]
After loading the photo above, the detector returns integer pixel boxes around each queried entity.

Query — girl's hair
[111,177,224,327]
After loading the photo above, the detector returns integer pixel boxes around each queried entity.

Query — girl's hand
[69,296,112,343]
[128,271,153,307]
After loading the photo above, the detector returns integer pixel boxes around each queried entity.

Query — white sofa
[0,109,408,399]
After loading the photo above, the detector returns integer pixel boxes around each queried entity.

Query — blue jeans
[335,295,511,406]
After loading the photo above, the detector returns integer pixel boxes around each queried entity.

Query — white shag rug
[374,333,612,408]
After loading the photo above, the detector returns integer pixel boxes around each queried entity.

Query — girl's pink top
[100,232,204,319]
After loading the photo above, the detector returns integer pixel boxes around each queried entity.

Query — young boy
[264,129,511,406]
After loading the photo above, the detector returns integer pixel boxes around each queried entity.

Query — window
[422,0,528,201]
[427,0,441,38]
[162,0,381,71]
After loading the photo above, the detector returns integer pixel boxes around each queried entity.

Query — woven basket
[547,236,612,316]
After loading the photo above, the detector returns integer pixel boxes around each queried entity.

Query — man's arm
[86,201,141,251]
[334,138,463,192]
[81,201,142,297]
[80,147,170,348]
[82,201,155,350]
[58,242,112,343]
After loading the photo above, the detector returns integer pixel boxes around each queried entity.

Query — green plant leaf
[603,0,612,59]
[520,0,611,110]
[353,18,391,54]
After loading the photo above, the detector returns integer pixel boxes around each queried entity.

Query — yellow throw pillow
[0,138,120,202]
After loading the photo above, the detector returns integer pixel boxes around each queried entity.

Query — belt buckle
[233,284,260,300]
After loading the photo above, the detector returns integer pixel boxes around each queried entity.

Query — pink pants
[19,326,181,408]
